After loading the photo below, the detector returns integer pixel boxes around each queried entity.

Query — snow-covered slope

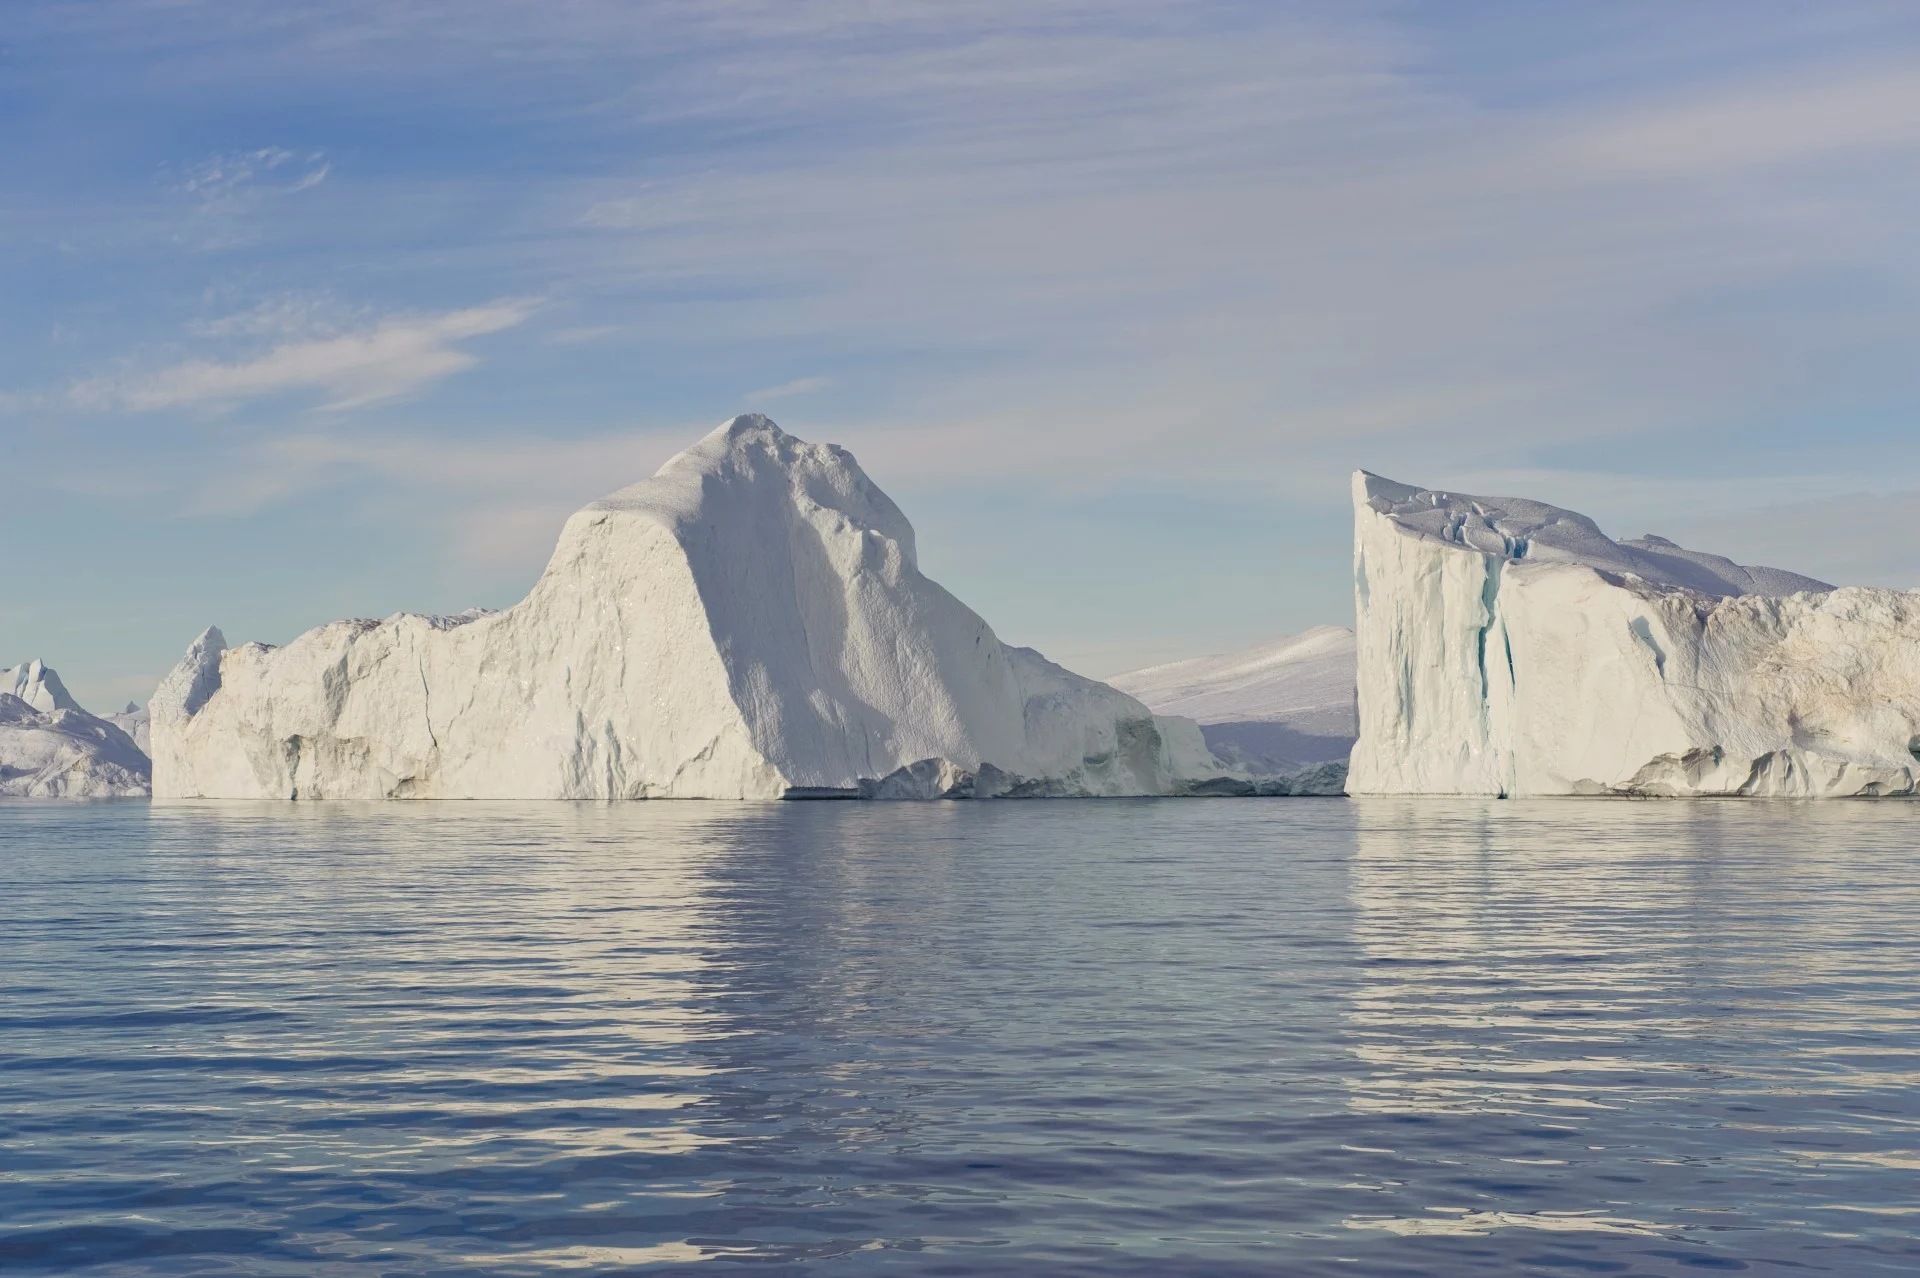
[1349,471,1920,797]
[105,704,151,753]
[154,416,1223,801]
[8,660,155,753]
[1109,627,1356,775]
[0,663,151,797]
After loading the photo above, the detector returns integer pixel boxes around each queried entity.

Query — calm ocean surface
[3,799,1919,1276]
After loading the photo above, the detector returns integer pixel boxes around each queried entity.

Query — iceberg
[1110,628,1355,792]
[5,659,83,714]
[105,703,151,754]
[0,662,151,798]
[153,415,1222,800]
[1349,471,1920,797]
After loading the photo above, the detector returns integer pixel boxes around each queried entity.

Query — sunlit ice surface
[2,799,1918,1274]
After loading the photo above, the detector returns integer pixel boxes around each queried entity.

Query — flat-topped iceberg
[153,416,1222,800]
[1110,627,1355,792]
[1349,471,1920,797]
[0,662,151,797]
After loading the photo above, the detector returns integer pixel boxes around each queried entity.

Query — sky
[6,0,1920,711]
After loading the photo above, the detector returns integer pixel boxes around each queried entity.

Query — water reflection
[6,799,1920,1274]
[1341,798,1920,1262]
[7,802,765,1272]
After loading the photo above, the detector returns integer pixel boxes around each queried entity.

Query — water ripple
[2,798,1919,1274]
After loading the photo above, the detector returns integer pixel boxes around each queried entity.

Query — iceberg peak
[591,412,919,571]
[152,417,1220,800]
[152,627,227,729]
[3,659,83,715]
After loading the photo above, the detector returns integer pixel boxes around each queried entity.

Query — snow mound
[153,415,1224,800]
[1109,627,1356,776]
[1349,471,1920,797]
[0,663,150,797]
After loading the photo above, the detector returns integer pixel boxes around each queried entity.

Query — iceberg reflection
[1341,797,1920,1254]
[125,803,755,1238]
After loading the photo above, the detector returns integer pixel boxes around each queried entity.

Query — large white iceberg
[0,662,151,797]
[1109,627,1355,791]
[153,415,1222,800]
[1349,471,1920,797]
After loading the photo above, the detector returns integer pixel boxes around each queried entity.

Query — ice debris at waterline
[0,662,151,797]
[1110,627,1355,790]
[1348,471,1920,798]
[153,416,1252,801]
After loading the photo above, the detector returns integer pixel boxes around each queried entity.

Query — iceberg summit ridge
[152,415,1224,800]
[1349,470,1920,797]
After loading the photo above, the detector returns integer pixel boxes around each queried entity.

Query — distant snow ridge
[0,662,150,797]
[1109,628,1355,789]
[1349,471,1920,798]
[106,704,151,754]
[152,415,1227,800]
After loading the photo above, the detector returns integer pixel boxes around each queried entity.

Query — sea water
[3,799,1918,1275]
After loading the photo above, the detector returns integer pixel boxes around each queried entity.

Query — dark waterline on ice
[3,799,1919,1275]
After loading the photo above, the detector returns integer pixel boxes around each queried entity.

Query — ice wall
[1348,471,1920,797]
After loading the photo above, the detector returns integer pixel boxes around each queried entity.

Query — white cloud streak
[11,0,1920,679]
[170,147,330,201]
[1564,62,1920,178]
[746,375,830,402]
[71,302,536,412]
[178,424,700,575]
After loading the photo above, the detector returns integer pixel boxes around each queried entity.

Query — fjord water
[4,802,1919,1276]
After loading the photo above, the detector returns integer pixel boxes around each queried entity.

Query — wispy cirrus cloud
[1563,61,1920,178]
[541,324,630,346]
[12,0,1920,709]
[169,147,331,202]
[176,422,701,577]
[70,301,537,413]
[746,375,830,403]
[187,296,345,339]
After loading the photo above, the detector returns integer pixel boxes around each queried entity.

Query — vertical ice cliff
[0,662,151,797]
[153,416,1221,800]
[1348,471,1920,797]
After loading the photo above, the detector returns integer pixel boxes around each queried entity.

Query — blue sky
[6,0,1920,710]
